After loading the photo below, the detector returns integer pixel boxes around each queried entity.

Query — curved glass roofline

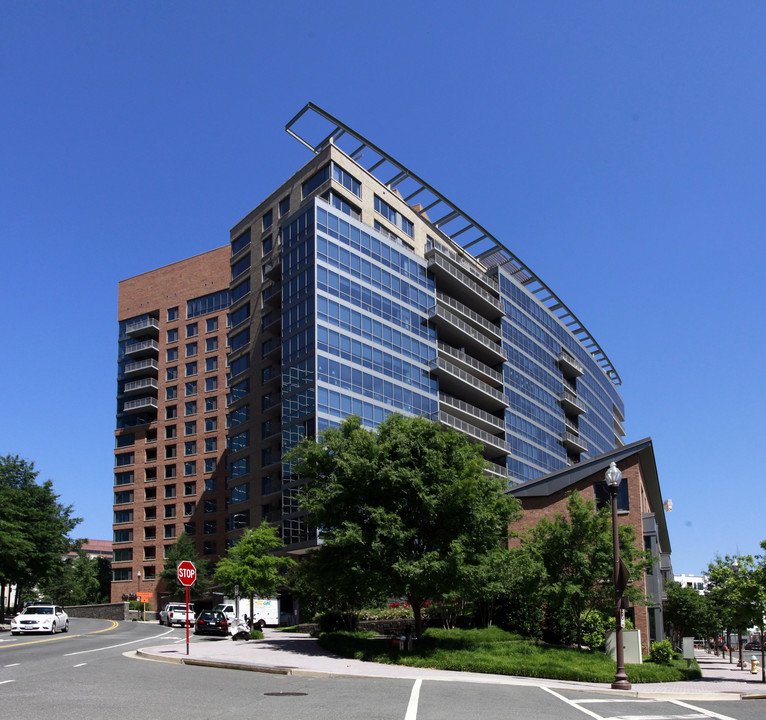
[285,102,621,386]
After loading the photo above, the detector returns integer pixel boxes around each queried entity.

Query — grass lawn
[317,627,701,684]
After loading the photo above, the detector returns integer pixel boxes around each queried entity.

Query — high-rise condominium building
[113,105,626,602]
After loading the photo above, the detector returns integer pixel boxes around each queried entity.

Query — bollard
[751,655,759,675]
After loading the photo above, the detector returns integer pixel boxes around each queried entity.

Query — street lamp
[606,461,631,690]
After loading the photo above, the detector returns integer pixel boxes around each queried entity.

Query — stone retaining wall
[64,602,131,621]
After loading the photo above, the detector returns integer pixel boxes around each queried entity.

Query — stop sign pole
[177,561,196,655]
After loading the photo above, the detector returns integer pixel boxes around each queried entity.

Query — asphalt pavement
[134,628,766,701]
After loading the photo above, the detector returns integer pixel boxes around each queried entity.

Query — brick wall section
[508,456,653,653]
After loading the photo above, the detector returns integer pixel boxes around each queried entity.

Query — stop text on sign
[177,560,196,586]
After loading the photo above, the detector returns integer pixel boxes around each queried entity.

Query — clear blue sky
[2,2,764,576]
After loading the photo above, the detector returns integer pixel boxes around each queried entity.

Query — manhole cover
[264,692,308,697]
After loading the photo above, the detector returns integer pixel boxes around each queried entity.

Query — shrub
[649,639,674,665]
[249,628,264,640]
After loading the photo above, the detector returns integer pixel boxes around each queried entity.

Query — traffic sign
[177,560,196,587]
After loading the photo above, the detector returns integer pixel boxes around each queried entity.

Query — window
[184,522,196,536]
[186,323,198,338]
[113,548,132,562]
[231,229,250,256]
[114,509,132,523]
[164,525,177,539]
[145,487,157,501]
[232,278,250,303]
[204,499,217,514]
[229,354,249,377]
[114,490,133,504]
[167,348,178,362]
[114,529,133,543]
[167,307,179,321]
[184,502,195,516]
[205,397,217,412]
[113,568,131,581]
[204,520,217,535]
[165,445,176,459]
[204,458,216,473]
[205,377,217,392]
[184,481,196,496]
[262,209,273,230]
[187,289,231,319]
[165,406,177,420]
[204,478,216,493]
[184,441,196,456]
[115,471,133,486]
[164,465,176,479]
[229,379,249,403]
[204,418,217,432]
[184,461,196,476]
[204,437,217,452]
[232,253,250,281]
[145,468,157,481]
[145,507,157,521]
[206,317,218,332]
[145,448,157,462]
[374,195,414,236]
[261,448,273,467]
[144,548,156,560]
[166,386,177,400]
[230,302,250,328]
[144,527,156,540]
[164,504,176,519]
[230,457,249,478]
[262,235,273,254]
[185,381,197,396]
[205,357,218,372]
[302,164,330,197]
[203,541,216,555]
[594,481,629,512]
[185,421,197,435]
[115,433,134,448]
[167,328,178,343]
[166,366,178,381]
[230,430,249,452]
[164,484,177,499]
[332,164,361,196]
[165,425,177,439]
[231,484,249,504]
[186,361,197,376]
[206,337,218,352]
[230,329,249,352]
[279,196,290,217]
[185,401,197,416]
[115,452,133,467]
[186,342,198,357]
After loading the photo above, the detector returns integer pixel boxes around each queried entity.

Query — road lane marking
[0,680,14,685]
[404,678,421,720]
[0,634,83,649]
[64,630,175,656]
[73,663,87,668]
[4,664,20,667]
[669,700,738,720]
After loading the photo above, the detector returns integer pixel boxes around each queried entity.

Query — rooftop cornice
[285,102,621,386]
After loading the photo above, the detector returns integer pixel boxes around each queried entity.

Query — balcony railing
[125,316,159,337]
[429,306,505,362]
[122,396,158,413]
[124,339,159,358]
[438,411,511,457]
[436,292,502,340]
[557,350,584,378]
[123,358,158,376]
[559,388,586,415]
[560,431,587,454]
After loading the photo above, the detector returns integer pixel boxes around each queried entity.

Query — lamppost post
[137,570,143,621]
[606,461,631,690]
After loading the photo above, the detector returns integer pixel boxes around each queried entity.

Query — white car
[11,605,69,635]
[159,603,195,627]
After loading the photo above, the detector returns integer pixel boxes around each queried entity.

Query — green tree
[39,552,109,606]
[289,414,522,639]
[663,581,719,648]
[0,455,81,617]
[522,490,645,649]
[159,533,212,602]
[215,524,294,624]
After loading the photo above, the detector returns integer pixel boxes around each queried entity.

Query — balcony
[559,388,586,415]
[560,431,587,454]
[262,283,281,308]
[437,343,502,387]
[436,292,502,341]
[123,377,158,395]
[438,410,511,460]
[124,339,159,359]
[431,357,508,411]
[122,396,158,414]
[123,358,158,377]
[426,250,503,318]
[125,316,159,338]
[263,257,281,281]
[428,306,505,363]
[425,239,500,295]
[439,393,505,434]
[558,350,584,378]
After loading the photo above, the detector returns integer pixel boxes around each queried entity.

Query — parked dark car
[194,611,229,637]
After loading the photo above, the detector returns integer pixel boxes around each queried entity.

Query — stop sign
[177,560,196,587]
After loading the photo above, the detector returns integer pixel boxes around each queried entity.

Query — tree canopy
[519,490,646,648]
[0,455,81,615]
[158,533,212,601]
[288,414,522,638]
[214,524,294,623]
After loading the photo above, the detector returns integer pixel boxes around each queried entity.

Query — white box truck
[213,597,279,627]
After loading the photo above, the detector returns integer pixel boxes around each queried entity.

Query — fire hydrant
[751,655,759,674]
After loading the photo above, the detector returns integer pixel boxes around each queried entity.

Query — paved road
[2,621,765,719]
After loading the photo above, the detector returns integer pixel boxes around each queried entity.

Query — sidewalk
[134,630,766,700]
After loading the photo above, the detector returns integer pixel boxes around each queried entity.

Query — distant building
[674,573,708,594]
[67,540,113,561]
